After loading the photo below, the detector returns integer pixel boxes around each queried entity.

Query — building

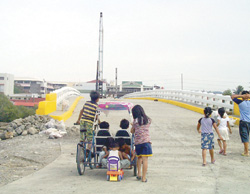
[14,77,46,94]
[106,81,154,98]
[0,73,14,96]
[73,80,107,94]
[14,78,67,95]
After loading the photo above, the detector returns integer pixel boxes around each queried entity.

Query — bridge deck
[1,98,249,194]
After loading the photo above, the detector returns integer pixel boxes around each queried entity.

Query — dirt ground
[0,131,78,187]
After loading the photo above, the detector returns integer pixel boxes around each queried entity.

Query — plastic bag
[55,120,66,131]
[45,119,55,129]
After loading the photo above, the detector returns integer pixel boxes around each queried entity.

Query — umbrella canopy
[98,102,133,111]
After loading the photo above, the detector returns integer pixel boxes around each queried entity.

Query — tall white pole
[98,12,104,96]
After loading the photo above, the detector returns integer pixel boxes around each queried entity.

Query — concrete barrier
[127,97,240,125]
[50,96,83,121]
[36,93,57,115]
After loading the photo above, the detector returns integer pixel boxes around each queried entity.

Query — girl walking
[217,107,232,155]
[131,105,152,182]
[197,107,223,166]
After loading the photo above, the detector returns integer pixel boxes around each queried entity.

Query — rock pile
[0,115,78,140]
[0,115,51,140]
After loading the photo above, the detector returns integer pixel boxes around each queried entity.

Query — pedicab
[75,101,137,181]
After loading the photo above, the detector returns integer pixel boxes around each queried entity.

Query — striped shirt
[81,101,98,124]
[133,118,151,145]
[198,117,215,134]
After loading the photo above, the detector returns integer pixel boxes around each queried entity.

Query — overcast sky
[0,0,250,91]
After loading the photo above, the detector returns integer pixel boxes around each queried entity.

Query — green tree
[14,84,25,94]
[234,85,244,94]
[0,94,36,122]
[222,89,232,96]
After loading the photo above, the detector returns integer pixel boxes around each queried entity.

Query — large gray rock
[22,130,28,136]
[39,124,46,131]
[10,122,17,129]
[15,127,23,135]
[25,124,32,130]
[20,125,25,131]
[14,118,23,126]
[12,131,18,137]
[4,131,13,139]
[27,127,38,135]
[0,132,5,140]
[6,126,13,132]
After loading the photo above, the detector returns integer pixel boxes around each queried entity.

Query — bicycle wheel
[76,144,85,175]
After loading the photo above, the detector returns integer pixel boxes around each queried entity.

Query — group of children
[97,119,136,169]
[197,107,232,166]
[76,90,235,180]
[76,91,152,183]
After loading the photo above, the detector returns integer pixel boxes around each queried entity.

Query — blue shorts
[201,133,214,150]
[135,143,153,157]
[239,120,250,143]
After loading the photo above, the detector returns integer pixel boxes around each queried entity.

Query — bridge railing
[52,87,81,106]
[123,89,234,111]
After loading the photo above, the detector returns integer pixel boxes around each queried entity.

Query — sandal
[219,150,224,154]
[202,164,206,167]
[142,179,147,182]
[211,160,216,164]
[136,176,142,180]
[241,153,249,157]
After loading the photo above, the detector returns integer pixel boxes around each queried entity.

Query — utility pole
[181,73,183,90]
[96,61,99,91]
[97,12,104,97]
[115,68,118,97]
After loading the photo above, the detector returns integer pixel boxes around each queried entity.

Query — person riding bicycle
[76,91,100,152]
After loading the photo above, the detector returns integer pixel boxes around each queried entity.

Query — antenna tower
[97,12,104,96]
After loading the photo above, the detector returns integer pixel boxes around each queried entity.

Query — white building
[14,78,67,94]
[73,80,107,93]
[0,73,14,96]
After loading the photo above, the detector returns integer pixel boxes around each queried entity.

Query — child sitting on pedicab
[101,141,122,168]
[117,138,136,162]
[97,121,115,168]
[119,119,130,131]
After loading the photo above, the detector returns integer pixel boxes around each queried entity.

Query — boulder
[0,132,5,140]
[25,124,32,130]
[10,122,17,129]
[5,131,13,139]
[12,131,18,137]
[39,124,46,131]
[15,127,23,135]
[22,130,28,136]
[14,118,23,126]
[28,127,38,135]
[6,126,13,132]
[0,126,8,131]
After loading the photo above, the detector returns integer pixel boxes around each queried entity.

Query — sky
[0,0,250,92]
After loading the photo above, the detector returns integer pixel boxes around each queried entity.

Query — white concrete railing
[52,87,81,106]
[123,89,234,111]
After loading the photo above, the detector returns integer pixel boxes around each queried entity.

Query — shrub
[0,94,36,122]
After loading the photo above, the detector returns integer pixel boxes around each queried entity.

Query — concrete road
[1,98,250,194]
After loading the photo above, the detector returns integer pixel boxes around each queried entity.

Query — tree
[222,89,232,96]
[0,94,36,122]
[233,85,244,94]
[14,84,25,94]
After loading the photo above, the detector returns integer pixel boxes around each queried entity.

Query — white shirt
[217,116,229,130]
